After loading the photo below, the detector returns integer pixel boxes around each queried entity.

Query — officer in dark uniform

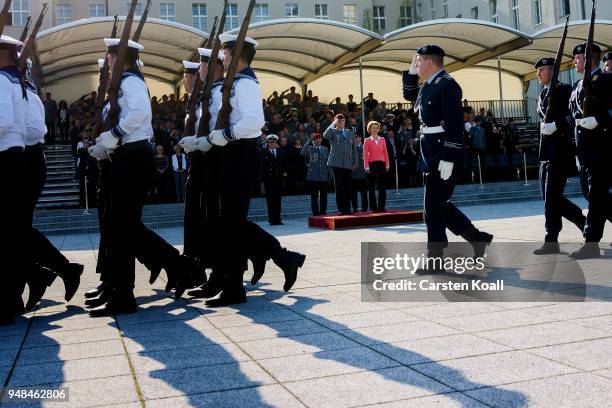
[261,134,286,225]
[568,43,612,258]
[533,57,586,254]
[402,45,493,266]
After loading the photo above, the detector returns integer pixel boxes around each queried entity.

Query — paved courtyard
[1,197,611,407]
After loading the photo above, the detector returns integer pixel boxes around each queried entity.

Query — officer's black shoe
[148,262,163,285]
[250,256,267,285]
[85,282,107,299]
[205,286,247,307]
[85,289,112,308]
[164,255,199,299]
[272,249,306,292]
[187,278,223,298]
[58,263,83,302]
[26,267,57,311]
[533,242,561,255]
[462,229,494,258]
[569,243,601,259]
[89,292,137,317]
[190,261,208,288]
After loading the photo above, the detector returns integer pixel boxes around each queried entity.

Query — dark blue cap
[534,57,555,69]
[572,42,602,56]
[416,44,445,57]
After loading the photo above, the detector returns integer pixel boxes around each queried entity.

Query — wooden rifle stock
[93,15,119,140]
[18,2,47,74]
[0,0,12,37]
[214,0,256,132]
[543,15,570,124]
[582,0,597,118]
[131,0,151,42]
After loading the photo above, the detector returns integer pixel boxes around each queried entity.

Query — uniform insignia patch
[434,77,442,85]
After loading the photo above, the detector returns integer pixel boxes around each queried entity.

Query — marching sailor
[402,45,493,269]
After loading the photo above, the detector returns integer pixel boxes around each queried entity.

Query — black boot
[57,263,83,302]
[148,262,163,285]
[85,282,107,299]
[272,249,306,292]
[250,256,267,285]
[569,242,601,259]
[25,265,57,311]
[205,283,247,307]
[188,271,223,298]
[89,290,137,317]
[461,228,494,258]
[164,255,199,299]
[533,241,561,255]
[85,288,112,308]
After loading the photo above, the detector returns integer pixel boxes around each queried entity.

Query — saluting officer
[402,45,493,267]
[568,43,612,258]
[261,134,287,225]
[533,57,586,254]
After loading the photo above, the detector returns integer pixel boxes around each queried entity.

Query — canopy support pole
[497,57,505,120]
[359,56,366,137]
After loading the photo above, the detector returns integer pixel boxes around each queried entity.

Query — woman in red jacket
[363,121,390,212]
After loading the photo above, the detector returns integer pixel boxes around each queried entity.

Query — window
[512,0,520,29]
[342,4,356,24]
[160,3,175,22]
[489,0,497,23]
[226,3,238,29]
[285,3,298,18]
[254,4,268,23]
[559,0,570,17]
[429,0,435,19]
[417,3,422,23]
[9,0,29,26]
[315,4,328,19]
[443,0,448,18]
[533,0,542,24]
[192,3,207,30]
[399,5,412,26]
[89,4,105,17]
[373,6,385,32]
[56,4,72,25]
[470,6,478,19]
[126,2,143,16]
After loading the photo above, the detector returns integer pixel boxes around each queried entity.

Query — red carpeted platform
[308,209,424,230]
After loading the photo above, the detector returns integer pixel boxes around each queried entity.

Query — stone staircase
[38,145,80,209]
[32,177,584,236]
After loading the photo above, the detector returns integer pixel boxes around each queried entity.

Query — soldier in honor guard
[568,43,612,258]
[192,34,305,306]
[603,52,612,73]
[261,134,287,225]
[402,45,493,268]
[0,35,29,325]
[532,57,586,254]
[86,38,193,316]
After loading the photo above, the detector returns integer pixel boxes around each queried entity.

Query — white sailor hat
[266,134,279,142]
[183,61,200,72]
[0,35,23,47]
[98,58,106,69]
[218,33,258,48]
[103,38,145,50]
[198,48,225,62]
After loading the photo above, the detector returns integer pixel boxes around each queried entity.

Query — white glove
[207,129,229,147]
[179,136,197,153]
[540,122,557,136]
[193,137,213,153]
[89,144,110,160]
[438,160,454,181]
[97,130,120,150]
[409,54,418,75]
[579,116,598,130]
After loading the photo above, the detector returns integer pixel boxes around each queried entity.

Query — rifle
[582,0,597,117]
[19,16,31,43]
[18,2,47,74]
[93,14,119,141]
[0,0,12,37]
[103,0,138,134]
[214,0,256,132]
[543,15,570,124]
[131,0,151,42]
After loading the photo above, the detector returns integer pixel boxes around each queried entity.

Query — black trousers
[308,180,328,216]
[264,177,283,224]
[350,178,368,213]
[367,161,387,211]
[579,164,611,242]
[45,121,56,145]
[184,151,221,266]
[331,167,352,214]
[539,161,585,241]
[423,170,473,248]
[0,148,28,317]
[24,145,71,272]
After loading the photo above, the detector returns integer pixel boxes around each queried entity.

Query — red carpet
[308,210,424,230]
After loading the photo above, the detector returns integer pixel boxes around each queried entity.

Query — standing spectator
[301,133,329,216]
[363,121,390,212]
[385,129,399,188]
[502,118,520,175]
[76,131,91,208]
[351,134,368,213]
[329,97,345,114]
[346,94,357,112]
[324,114,358,215]
[261,135,286,225]
[154,145,170,203]
[57,100,70,143]
[363,92,379,113]
[468,116,487,177]
[288,136,307,194]
[462,99,474,115]
[70,118,83,155]
[171,145,187,202]
[43,92,58,144]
